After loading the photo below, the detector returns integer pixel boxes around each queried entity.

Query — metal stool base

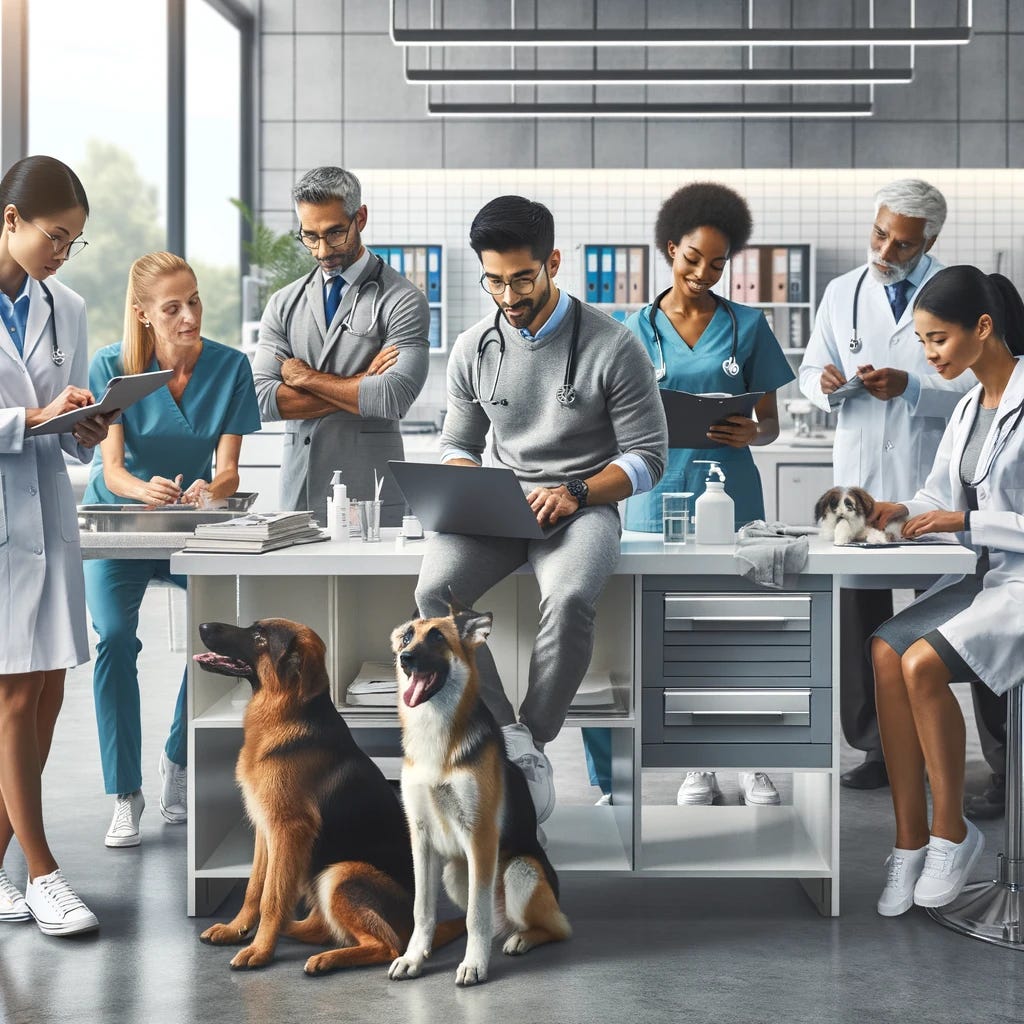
[927,880,1024,949]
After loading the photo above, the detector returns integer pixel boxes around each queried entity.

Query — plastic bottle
[693,460,735,545]
[401,504,424,540]
[327,470,348,542]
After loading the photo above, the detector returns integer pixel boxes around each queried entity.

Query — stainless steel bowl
[77,492,259,533]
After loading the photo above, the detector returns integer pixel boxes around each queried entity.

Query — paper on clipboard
[659,389,765,449]
[27,369,174,436]
[826,374,865,409]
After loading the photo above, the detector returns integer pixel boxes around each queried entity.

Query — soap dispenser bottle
[327,470,348,542]
[693,460,735,545]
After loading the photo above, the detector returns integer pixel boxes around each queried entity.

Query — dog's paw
[389,954,425,981]
[303,952,339,977]
[833,521,854,545]
[865,528,888,544]
[200,922,252,946]
[502,932,533,956]
[229,944,274,970]
[455,958,489,986]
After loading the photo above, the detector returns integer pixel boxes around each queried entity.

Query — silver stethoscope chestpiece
[722,356,740,378]
[848,336,862,354]
[51,347,66,367]
[556,384,577,406]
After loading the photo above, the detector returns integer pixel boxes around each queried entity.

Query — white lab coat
[0,276,92,673]
[901,357,1024,693]
[799,259,976,500]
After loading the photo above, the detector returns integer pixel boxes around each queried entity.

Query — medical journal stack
[183,511,326,553]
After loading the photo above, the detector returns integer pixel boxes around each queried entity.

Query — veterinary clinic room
[4,0,1024,1021]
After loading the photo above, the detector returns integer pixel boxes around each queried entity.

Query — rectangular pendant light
[426,100,874,118]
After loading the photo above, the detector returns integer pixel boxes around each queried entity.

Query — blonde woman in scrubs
[0,156,114,936]
[584,182,795,808]
[83,252,260,849]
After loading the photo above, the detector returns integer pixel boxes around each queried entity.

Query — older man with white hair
[799,179,982,791]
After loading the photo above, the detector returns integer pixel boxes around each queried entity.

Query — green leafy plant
[231,198,313,311]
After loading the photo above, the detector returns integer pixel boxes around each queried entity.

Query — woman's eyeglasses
[26,220,88,260]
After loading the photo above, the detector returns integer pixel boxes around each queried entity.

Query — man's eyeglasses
[479,265,547,297]
[296,217,359,252]
[27,220,88,260]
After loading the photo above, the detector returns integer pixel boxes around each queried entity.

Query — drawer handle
[666,615,808,631]
[665,711,810,727]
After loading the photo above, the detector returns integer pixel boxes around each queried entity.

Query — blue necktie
[886,279,911,322]
[325,275,344,324]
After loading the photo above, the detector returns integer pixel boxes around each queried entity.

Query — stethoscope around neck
[283,253,386,337]
[649,287,740,381]
[38,280,64,366]
[847,267,872,354]
[474,296,582,408]
[958,388,1024,488]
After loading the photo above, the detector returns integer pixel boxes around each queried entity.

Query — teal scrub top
[623,299,795,532]
[83,339,262,505]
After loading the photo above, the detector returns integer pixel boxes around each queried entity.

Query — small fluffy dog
[814,486,904,545]
[388,599,571,987]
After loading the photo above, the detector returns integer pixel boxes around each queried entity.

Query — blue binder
[599,246,615,303]
[585,247,600,303]
[427,246,442,303]
[428,307,442,349]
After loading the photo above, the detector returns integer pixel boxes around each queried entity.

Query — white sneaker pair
[502,723,555,824]
[676,771,781,806]
[0,867,31,923]
[105,755,187,848]
[877,819,985,916]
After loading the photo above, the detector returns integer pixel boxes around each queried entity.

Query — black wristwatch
[563,478,589,508]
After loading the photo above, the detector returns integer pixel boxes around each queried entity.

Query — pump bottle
[693,460,735,545]
[327,470,348,542]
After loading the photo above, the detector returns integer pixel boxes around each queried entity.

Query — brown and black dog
[387,601,571,987]
[194,617,462,974]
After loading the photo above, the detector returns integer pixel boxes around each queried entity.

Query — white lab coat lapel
[970,362,1024,488]
[302,272,328,360]
[21,278,54,364]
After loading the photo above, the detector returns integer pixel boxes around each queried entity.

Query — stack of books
[183,512,326,553]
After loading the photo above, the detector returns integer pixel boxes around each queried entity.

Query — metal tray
[77,492,259,533]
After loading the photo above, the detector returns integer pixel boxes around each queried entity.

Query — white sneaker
[0,867,31,922]
[676,771,722,806]
[105,790,145,848]
[594,793,613,807]
[877,845,928,917]
[502,723,555,824]
[914,819,986,908]
[738,771,781,806]
[158,751,187,824]
[25,869,99,936]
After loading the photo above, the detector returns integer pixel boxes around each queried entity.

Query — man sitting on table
[414,196,668,825]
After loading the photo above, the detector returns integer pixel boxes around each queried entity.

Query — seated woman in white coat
[0,156,115,937]
[870,265,1024,918]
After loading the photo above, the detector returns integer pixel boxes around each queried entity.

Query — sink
[77,492,258,533]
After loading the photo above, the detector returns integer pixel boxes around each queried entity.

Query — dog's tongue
[403,671,436,708]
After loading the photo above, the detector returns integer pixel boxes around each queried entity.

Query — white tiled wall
[293,167,1024,423]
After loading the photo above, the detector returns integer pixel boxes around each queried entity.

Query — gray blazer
[252,253,430,526]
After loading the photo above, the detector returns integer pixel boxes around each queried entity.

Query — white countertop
[144,531,976,579]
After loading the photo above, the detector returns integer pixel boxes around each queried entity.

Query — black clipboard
[659,389,765,449]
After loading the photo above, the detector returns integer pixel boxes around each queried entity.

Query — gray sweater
[442,299,668,490]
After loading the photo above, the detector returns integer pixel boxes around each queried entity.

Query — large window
[24,0,250,353]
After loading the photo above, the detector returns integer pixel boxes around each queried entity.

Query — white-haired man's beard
[867,244,926,286]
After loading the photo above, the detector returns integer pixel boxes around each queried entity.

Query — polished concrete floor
[1,587,1018,1024]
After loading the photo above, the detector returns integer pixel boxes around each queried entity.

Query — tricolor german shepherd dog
[387,600,571,987]
[194,618,463,974]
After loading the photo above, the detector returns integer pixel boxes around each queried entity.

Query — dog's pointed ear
[454,610,492,649]
[813,487,838,524]
[281,630,329,703]
[446,586,471,616]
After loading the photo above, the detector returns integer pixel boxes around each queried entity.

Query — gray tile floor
[0,587,1018,1024]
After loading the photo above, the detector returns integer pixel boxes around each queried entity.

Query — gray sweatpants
[414,504,622,744]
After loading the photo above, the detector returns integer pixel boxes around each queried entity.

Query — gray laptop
[388,461,573,540]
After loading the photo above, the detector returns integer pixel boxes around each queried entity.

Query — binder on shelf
[428,307,442,349]
[788,247,806,303]
[585,247,600,303]
[628,246,646,304]
[426,246,442,303]
[762,308,776,335]
[614,246,629,304]
[789,307,805,348]
[745,247,762,304]
[410,246,427,295]
[599,246,615,302]
[771,247,788,303]
[730,255,746,302]
[387,248,403,274]
[403,248,417,288]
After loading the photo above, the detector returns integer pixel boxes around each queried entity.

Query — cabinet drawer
[664,688,811,727]
[664,593,810,633]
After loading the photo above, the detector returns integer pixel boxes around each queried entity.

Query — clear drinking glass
[662,492,694,547]
[358,500,382,542]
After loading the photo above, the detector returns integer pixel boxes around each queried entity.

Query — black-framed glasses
[27,220,88,260]
[295,217,359,251]
[479,264,547,297]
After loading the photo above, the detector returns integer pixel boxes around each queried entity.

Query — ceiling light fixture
[425,100,874,118]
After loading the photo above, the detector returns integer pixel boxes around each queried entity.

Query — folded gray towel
[734,520,813,588]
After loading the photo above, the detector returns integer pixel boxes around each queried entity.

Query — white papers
[347,661,398,706]
[826,375,865,409]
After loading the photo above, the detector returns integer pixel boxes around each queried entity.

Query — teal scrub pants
[83,558,187,796]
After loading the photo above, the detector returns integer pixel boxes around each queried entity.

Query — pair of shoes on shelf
[840,756,889,790]
[502,723,555,824]
[0,867,31,923]
[24,870,99,936]
[964,773,1005,821]
[877,819,985,916]
[676,771,781,806]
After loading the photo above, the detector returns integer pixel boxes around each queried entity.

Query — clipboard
[659,389,765,449]
[27,369,175,436]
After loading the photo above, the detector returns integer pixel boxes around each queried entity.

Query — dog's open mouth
[193,652,253,678]
[403,670,444,708]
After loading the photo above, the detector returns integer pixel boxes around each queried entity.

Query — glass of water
[662,492,694,547]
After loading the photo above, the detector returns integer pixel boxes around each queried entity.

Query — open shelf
[196,819,253,878]
[639,805,831,876]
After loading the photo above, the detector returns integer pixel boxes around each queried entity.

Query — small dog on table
[814,486,905,545]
